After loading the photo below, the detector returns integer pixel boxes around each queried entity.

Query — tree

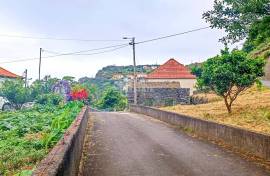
[203,0,270,44]
[191,65,203,77]
[0,79,31,109]
[62,76,76,85]
[197,49,265,113]
[243,16,270,52]
[30,76,59,100]
[95,87,127,111]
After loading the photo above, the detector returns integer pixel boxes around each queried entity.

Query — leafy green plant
[0,101,83,175]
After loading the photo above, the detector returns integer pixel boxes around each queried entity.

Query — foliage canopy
[203,0,270,43]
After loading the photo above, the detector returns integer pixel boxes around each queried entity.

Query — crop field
[0,101,83,176]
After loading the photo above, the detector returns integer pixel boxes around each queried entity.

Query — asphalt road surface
[81,112,270,176]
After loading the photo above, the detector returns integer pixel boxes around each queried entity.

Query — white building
[145,58,196,95]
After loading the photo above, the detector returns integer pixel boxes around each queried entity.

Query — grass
[162,86,270,134]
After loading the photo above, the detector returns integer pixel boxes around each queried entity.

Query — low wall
[130,105,270,161]
[33,106,89,176]
[264,57,270,80]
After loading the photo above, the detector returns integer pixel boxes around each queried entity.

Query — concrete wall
[33,106,89,176]
[146,78,196,95]
[130,105,270,161]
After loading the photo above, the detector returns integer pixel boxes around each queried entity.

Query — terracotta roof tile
[0,67,20,78]
[146,58,196,79]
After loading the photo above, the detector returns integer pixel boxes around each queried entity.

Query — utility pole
[24,69,28,88]
[123,37,137,105]
[39,48,42,81]
[131,37,137,105]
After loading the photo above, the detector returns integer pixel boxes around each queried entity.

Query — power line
[136,26,210,44]
[68,45,129,55]
[0,26,212,64]
[43,44,129,57]
[0,33,123,42]
[42,43,128,56]
[0,43,129,64]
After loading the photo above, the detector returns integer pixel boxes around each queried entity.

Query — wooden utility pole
[123,37,137,105]
[131,37,137,105]
[39,48,42,81]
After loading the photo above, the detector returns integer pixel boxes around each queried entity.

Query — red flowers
[70,88,88,101]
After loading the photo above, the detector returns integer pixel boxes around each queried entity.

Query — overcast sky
[0,0,238,80]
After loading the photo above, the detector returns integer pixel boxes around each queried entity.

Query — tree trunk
[224,97,232,113]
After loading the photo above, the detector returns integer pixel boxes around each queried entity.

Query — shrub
[36,93,63,106]
[70,89,88,101]
[95,87,127,111]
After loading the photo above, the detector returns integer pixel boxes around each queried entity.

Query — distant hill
[79,64,159,96]
[95,64,159,79]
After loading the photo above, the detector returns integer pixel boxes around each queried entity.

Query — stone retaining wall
[33,106,89,176]
[128,88,190,106]
[130,105,270,161]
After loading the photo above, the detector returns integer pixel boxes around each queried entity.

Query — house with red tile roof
[145,58,196,95]
[0,67,20,83]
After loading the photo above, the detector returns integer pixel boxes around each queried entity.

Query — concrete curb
[130,105,270,161]
[33,106,89,176]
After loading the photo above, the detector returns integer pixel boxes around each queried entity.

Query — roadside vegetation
[0,76,89,175]
[0,101,84,175]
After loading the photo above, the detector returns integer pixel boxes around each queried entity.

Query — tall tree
[203,0,270,44]
[197,49,265,113]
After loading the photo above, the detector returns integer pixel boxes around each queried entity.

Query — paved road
[81,112,270,176]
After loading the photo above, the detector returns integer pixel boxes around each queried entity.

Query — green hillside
[95,64,159,79]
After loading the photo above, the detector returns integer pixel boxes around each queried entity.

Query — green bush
[36,93,63,105]
[95,87,127,111]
